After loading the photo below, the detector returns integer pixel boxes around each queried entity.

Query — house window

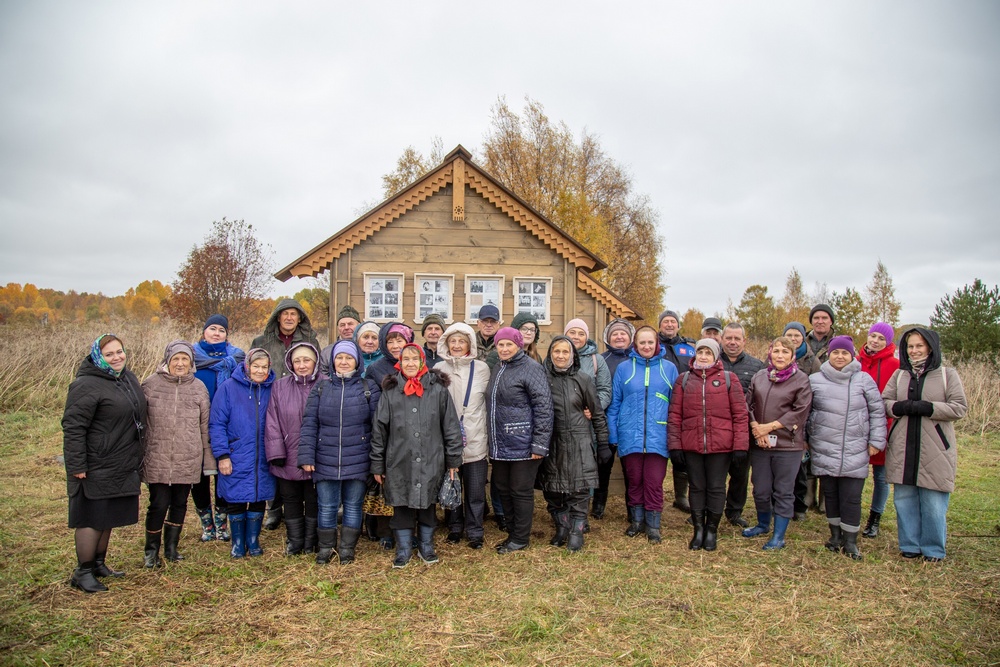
[465,275,504,322]
[415,274,454,323]
[513,277,552,325]
[363,273,403,322]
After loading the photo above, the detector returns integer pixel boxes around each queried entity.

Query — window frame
[464,274,505,323]
[362,272,404,324]
[413,273,455,325]
[512,276,553,325]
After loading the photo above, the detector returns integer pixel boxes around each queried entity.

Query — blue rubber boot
[763,515,790,551]
[625,506,646,537]
[393,529,414,569]
[246,511,265,557]
[742,512,771,538]
[229,513,247,559]
[417,524,439,564]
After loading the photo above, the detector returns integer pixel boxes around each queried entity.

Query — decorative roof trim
[577,271,640,320]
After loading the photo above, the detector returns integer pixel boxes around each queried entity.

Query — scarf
[693,360,714,371]
[90,334,122,378]
[395,343,428,397]
[794,341,807,360]
[910,357,929,377]
[766,343,798,383]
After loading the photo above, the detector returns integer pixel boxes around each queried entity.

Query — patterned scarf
[766,343,798,383]
[90,334,123,378]
[395,343,428,397]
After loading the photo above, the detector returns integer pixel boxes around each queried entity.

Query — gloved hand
[669,450,686,469]
[891,400,913,417]
[912,400,934,417]
[270,458,286,468]
[597,443,613,465]
[731,449,748,465]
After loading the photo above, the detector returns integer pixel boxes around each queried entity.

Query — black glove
[731,449,748,465]
[891,400,913,417]
[270,458,286,468]
[597,444,613,465]
[912,400,934,417]
[669,450,686,469]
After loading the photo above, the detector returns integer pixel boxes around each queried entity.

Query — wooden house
[275,145,639,342]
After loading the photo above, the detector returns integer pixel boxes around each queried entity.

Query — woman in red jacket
[668,339,749,551]
[857,322,899,538]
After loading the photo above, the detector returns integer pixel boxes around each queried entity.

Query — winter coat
[883,328,967,493]
[805,331,832,367]
[601,347,631,379]
[433,322,490,464]
[140,367,212,485]
[486,350,554,460]
[251,298,321,380]
[858,342,900,466]
[747,368,813,451]
[806,360,887,479]
[539,338,610,494]
[62,358,147,500]
[607,347,678,458]
[209,364,276,504]
[298,341,381,482]
[193,341,245,401]
[370,369,464,508]
[264,342,320,482]
[668,359,749,455]
[365,321,411,386]
[795,347,822,376]
[477,332,497,368]
[721,351,766,396]
[576,339,612,409]
[658,333,696,374]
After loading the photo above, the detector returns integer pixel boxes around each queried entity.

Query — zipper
[254,383,260,502]
[337,377,346,476]
[839,376,852,475]
[701,370,708,453]
[642,360,649,453]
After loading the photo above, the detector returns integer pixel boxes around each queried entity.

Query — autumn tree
[931,279,1000,360]
[734,285,779,341]
[294,272,331,335]
[865,260,902,326]
[164,218,275,332]
[381,137,444,198]
[830,287,867,342]
[678,308,706,340]
[779,268,811,326]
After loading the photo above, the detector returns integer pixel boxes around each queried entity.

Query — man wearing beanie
[806,304,836,365]
[421,314,446,367]
[336,305,361,342]
[656,309,696,513]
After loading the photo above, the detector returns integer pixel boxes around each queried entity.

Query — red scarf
[395,344,428,397]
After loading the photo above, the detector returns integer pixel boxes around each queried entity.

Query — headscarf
[394,343,428,397]
[245,348,271,380]
[766,340,799,383]
[90,333,123,377]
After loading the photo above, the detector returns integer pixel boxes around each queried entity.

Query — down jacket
[365,321,413,387]
[434,322,490,465]
[806,359,886,479]
[883,328,967,493]
[140,350,213,485]
[539,337,610,494]
[576,339,612,409]
[607,346,678,458]
[209,362,276,504]
[747,368,813,451]
[668,359,749,455]
[486,350,554,461]
[62,357,147,500]
[370,368,464,508]
[264,342,320,482]
[858,342,900,466]
[298,341,381,482]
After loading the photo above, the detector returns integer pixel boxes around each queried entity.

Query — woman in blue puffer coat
[209,348,275,559]
[807,335,886,561]
[298,340,381,565]
[607,325,679,544]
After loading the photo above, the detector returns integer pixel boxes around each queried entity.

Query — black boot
[315,528,338,565]
[70,562,108,593]
[550,511,569,547]
[393,529,414,568]
[566,518,587,552]
[303,517,318,553]
[842,530,862,560]
[163,522,184,562]
[672,469,690,512]
[645,511,662,544]
[284,517,305,555]
[263,502,283,531]
[703,511,722,552]
[144,530,162,569]
[625,506,646,537]
[825,524,843,553]
[93,551,124,578]
[339,526,361,564]
[591,488,608,520]
[688,510,705,550]
[417,524,439,564]
[862,510,881,539]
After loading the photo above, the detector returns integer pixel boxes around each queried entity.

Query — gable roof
[577,271,640,320]
[275,145,608,281]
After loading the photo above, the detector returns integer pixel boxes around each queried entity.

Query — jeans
[893,484,950,559]
[870,465,889,514]
[315,479,366,530]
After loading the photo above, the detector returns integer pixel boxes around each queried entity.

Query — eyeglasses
[518,326,537,334]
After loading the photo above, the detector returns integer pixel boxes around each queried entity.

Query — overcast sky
[2,1,998,325]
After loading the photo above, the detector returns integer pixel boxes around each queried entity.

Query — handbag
[363,476,394,517]
[438,473,462,511]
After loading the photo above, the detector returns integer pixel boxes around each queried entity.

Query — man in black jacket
[657,310,696,512]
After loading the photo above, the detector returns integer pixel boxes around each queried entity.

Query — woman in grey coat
[807,336,886,560]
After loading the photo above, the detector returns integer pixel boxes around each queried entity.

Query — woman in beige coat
[141,340,213,567]
[883,327,967,562]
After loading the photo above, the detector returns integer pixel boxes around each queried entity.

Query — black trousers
[821,475,865,529]
[686,452,731,515]
[146,483,191,530]
[227,500,266,514]
[190,473,224,511]
[543,489,590,521]
[593,446,617,506]
[491,458,543,545]
[389,505,437,531]
[276,478,317,521]
[447,458,489,540]
[725,452,750,518]
[794,460,811,513]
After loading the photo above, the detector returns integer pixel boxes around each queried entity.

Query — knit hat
[809,304,835,326]
[354,321,379,341]
[421,313,446,336]
[478,304,500,321]
[658,310,680,327]
[783,322,807,338]
[204,314,229,333]
[695,338,721,362]
[331,340,360,366]
[386,323,414,343]
[828,335,856,358]
[603,319,635,346]
[290,343,317,361]
[511,312,539,331]
[869,322,894,342]
[564,318,590,339]
[494,326,524,349]
[336,304,361,325]
[701,317,723,333]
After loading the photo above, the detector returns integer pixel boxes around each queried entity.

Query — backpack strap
[682,370,731,391]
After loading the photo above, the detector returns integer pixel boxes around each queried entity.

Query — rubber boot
[339,526,361,564]
[417,524,439,564]
[672,469,691,512]
[284,516,305,555]
[825,523,843,552]
[315,528,338,564]
[215,508,230,542]
[703,511,722,552]
[742,512,771,538]
[197,507,216,542]
[645,511,662,544]
[162,522,184,562]
[393,529,414,568]
[229,513,247,558]
[763,515,790,551]
[304,516,318,554]
[862,510,881,539]
[842,530,862,560]
[688,510,705,550]
[143,530,163,568]
[566,518,587,552]
[263,502,282,531]
[70,562,108,593]
[246,511,265,556]
[550,511,569,547]
[591,489,607,520]
[93,551,124,578]
[625,505,646,537]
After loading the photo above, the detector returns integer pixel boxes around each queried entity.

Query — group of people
[61,299,968,593]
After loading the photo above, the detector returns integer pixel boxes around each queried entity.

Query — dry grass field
[1,322,999,666]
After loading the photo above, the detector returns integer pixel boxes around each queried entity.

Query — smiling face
[386,333,406,360]
[101,340,127,373]
[565,327,588,350]
[399,346,423,378]
[906,333,930,362]
[635,330,658,359]
[278,308,301,336]
[337,317,359,341]
[168,352,192,376]
[695,347,716,366]
[446,333,471,358]
[423,324,443,345]
[291,350,316,377]
[550,340,574,370]
[783,328,804,349]
[770,342,793,371]
[866,331,887,352]
[358,330,378,354]
[496,339,519,361]
[608,328,631,350]
[829,348,853,371]
[659,316,679,337]
[334,352,357,374]
[203,324,227,344]
[249,358,270,383]
[722,327,745,359]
